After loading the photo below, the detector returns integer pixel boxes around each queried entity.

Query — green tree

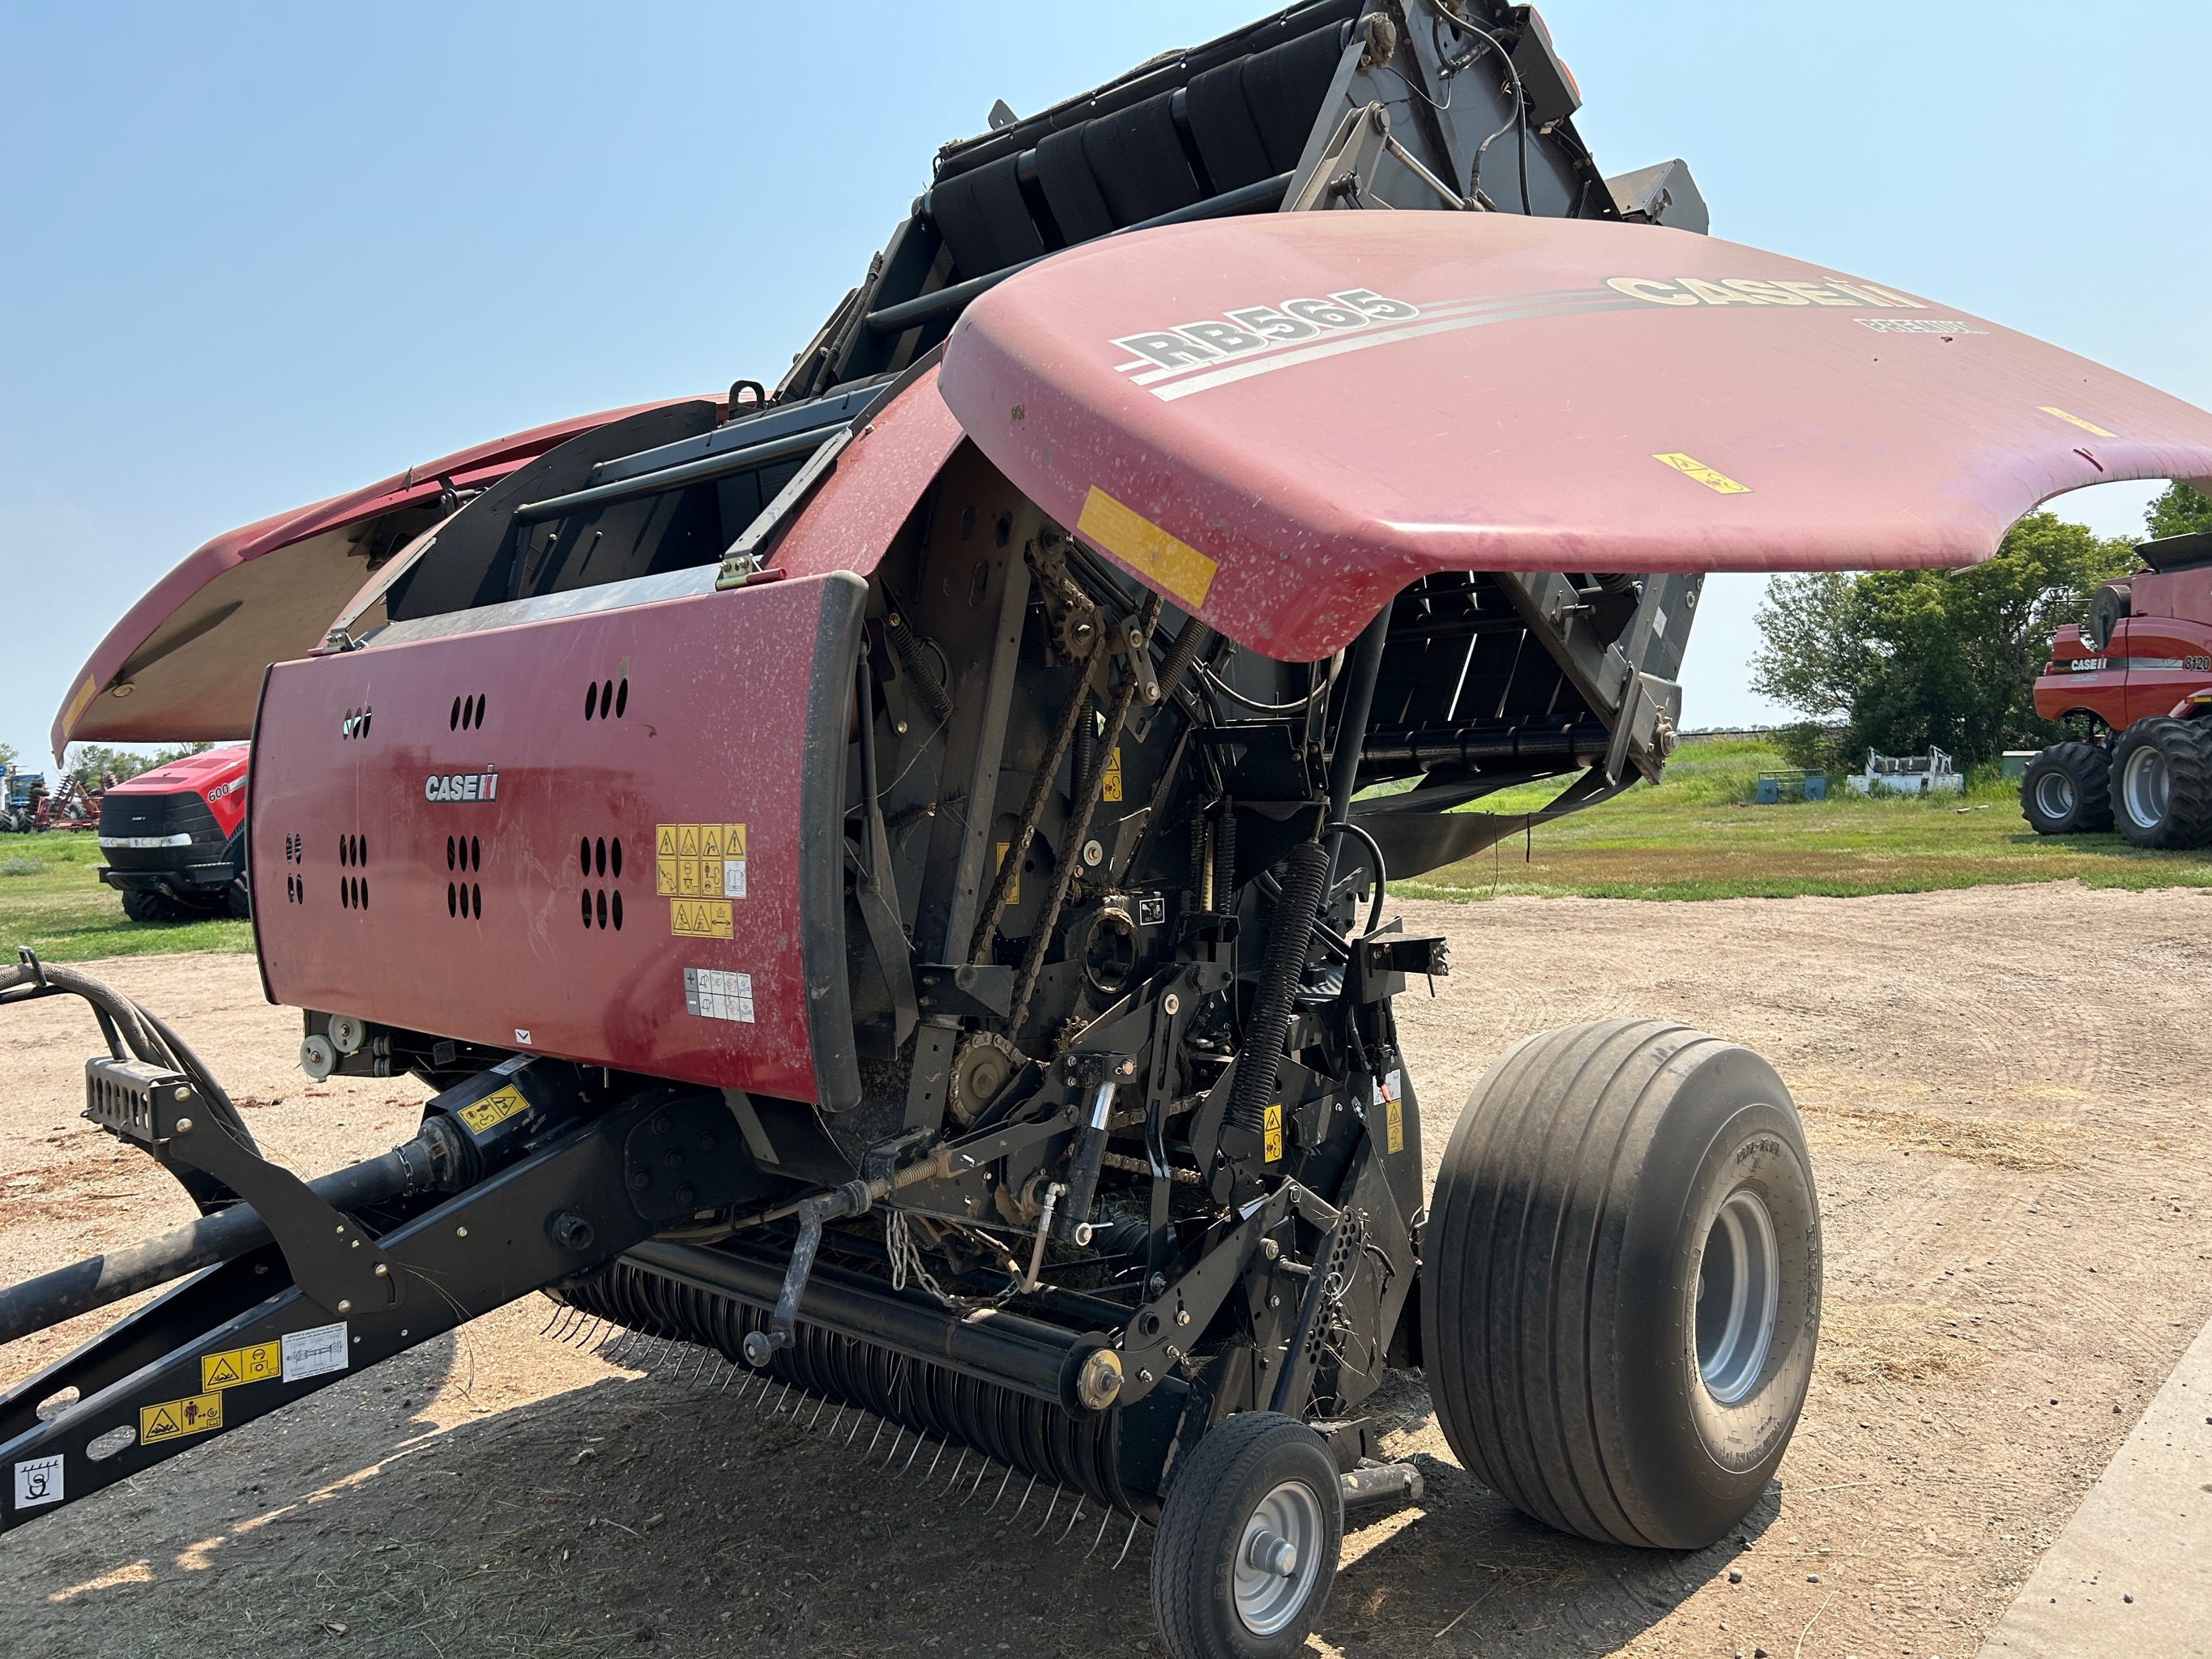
[2146,481,2212,541]
[0,742,18,772]
[1751,512,2137,766]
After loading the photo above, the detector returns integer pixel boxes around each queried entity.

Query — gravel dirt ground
[2,880,2208,1659]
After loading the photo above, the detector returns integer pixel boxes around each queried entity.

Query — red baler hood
[51,399,712,759]
[938,211,2212,659]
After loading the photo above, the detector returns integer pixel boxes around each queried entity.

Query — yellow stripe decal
[1076,487,1218,609]
[1651,453,1752,495]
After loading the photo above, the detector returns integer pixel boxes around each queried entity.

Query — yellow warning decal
[457,1083,530,1136]
[1077,487,1218,610]
[671,899,734,939]
[1262,1102,1283,1163]
[1386,1097,1404,1155]
[1651,454,1751,495]
[656,825,746,895]
[202,1341,280,1392]
[994,841,1019,905]
[141,1391,224,1445]
[2040,406,2118,438]
[1100,747,1123,804]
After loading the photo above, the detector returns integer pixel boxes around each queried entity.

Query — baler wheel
[1151,1410,1343,1659]
[2021,741,2113,835]
[1422,1019,1821,1550]
[2111,718,2212,849]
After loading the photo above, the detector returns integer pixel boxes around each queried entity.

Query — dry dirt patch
[3,882,2210,1659]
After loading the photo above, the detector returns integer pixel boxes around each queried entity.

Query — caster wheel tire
[2110,718,2212,849]
[2020,741,2112,834]
[1151,1410,1343,1659]
[1423,1019,1821,1550]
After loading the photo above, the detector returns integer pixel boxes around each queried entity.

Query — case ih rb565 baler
[16,6,2212,1653]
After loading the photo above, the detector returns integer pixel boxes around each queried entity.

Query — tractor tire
[120,889,186,923]
[1421,1019,1821,1550]
[2020,742,2113,835]
[2111,718,2212,850]
[224,877,252,920]
[1151,1410,1343,1659]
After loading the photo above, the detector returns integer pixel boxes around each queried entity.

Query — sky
[5,1,2209,766]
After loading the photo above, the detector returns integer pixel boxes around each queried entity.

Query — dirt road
[4,881,2208,1658]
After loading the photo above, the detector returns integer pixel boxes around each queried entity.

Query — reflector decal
[1652,453,1752,495]
[1075,488,1216,609]
[2041,407,2119,438]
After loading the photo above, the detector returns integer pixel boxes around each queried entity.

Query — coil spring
[557,1260,1139,1516]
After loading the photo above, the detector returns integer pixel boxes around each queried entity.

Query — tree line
[1750,483,2212,770]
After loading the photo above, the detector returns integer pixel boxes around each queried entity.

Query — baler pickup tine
[865,1416,886,1456]
[846,1410,868,1447]
[770,1380,792,1417]
[1001,1471,1033,1518]
[941,1448,967,1493]
[1035,1484,1061,1536]
[967,1459,993,1503]
[1085,1510,1112,1562]
[1057,1500,1083,1545]
[807,1394,828,1431]
[827,1401,848,1438]
[1113,1516,1141,1570]
[902,1433,926,1474]
[881,1426,905,1467]
[924,1439,946,1481]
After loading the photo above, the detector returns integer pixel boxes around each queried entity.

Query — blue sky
[5,1,2208,765]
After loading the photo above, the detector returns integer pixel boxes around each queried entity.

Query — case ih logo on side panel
[425,770,500,803]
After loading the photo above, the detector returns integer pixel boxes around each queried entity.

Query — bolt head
[1161,993,1180,1015]
[173,1086,190,1102]
[374,1263,389,1277]
[1176,1308,1190,1326]
[173,1116,194,1134]
[337,1299,352,1313]
[455,1226,468,1238]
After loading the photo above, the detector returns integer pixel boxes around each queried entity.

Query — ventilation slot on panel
[340,705,374,740]
[338,833,369,910]
[579,833,625,930]
[282,832,306,904]
[446,833,482,920]
[583,676,630,721]
[450,693,487,731]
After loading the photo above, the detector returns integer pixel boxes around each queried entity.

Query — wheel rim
[1695,1188,1779,1405]
[2032,770,2076,820]
[1234,1478,1325,1637]
[2121,744,2170,830]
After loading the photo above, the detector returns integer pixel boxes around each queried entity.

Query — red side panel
[938,211,2212,659]
[54,398,714,758]
[250,573,865,1106]
[772,365,968,581]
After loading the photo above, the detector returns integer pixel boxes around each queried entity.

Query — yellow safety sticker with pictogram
[1386,1098,1404,1154]
[1262,1102,1283,1163]
[202,1341,281,1392]
[1101,748,1123,803]
[141,1392,224,1445]
[658,825,746,899]
[1651,453,1751,494]
[671,899,734,939]
[457,1084,529,1136]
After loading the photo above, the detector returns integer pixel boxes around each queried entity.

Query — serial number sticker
[13,1455,63,1509]
[1262,1102,1283,1164]
[283,1322,350,1383]
[671,899,734,940]
[2039,405,2118,438]
[457,1084,530,1135]
[1651,453,1751,495]
[657,824,747,895]
[685,966,755,1023]
[201,1340,281,1392]
[140,1392,223,1446]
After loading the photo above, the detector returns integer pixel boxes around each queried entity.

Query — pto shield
[938,211,2212,659]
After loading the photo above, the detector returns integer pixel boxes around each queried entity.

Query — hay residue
[1798,1101,2082,1171]
[1818,1299,1988,1385]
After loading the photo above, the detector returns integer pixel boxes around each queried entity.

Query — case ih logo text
[1602,275,1928,309]
[425,770,500,804]
[1112,289,1420,374]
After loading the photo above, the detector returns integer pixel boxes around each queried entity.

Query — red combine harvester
[12,7,2212,1653]
[94,744,254,920]
[2025,531,2212,847]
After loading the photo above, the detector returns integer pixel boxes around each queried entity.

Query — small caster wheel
[1151,1410,1343,1659]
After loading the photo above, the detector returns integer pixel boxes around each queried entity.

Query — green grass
[0,832,253,962]
[1392,735,2212,902]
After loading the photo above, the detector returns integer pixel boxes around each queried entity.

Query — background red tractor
[2026,531,2212,847]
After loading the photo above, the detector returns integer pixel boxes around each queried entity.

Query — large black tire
[2083,582,2131,652]
[224,877,252,920]
[2020,741,2113,834]
[2110,718,2212,850]
[120,888,187,923]
[1151,1411,1344,1659]
[1422,1019,1821,1550]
